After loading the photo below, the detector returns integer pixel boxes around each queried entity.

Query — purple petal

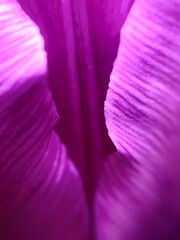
[17,0,133,197]
[96,0,180,239]
[0,1,89,239]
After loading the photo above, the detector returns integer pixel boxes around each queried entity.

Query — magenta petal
[96,0,180,239]
[0,1,89,239]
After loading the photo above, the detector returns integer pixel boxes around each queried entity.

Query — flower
[0,0,180,240]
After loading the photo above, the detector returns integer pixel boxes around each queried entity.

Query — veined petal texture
[0,1,89,239]
[96,0,180,239]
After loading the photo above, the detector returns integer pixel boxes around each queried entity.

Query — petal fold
[17,0,134,197]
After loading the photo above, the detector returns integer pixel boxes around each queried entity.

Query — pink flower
[0,0,180,239]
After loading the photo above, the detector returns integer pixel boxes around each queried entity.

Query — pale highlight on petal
[0,0,46,94]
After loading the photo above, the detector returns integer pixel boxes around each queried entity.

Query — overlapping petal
[0,1,89,239]
[96,0,180,239]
